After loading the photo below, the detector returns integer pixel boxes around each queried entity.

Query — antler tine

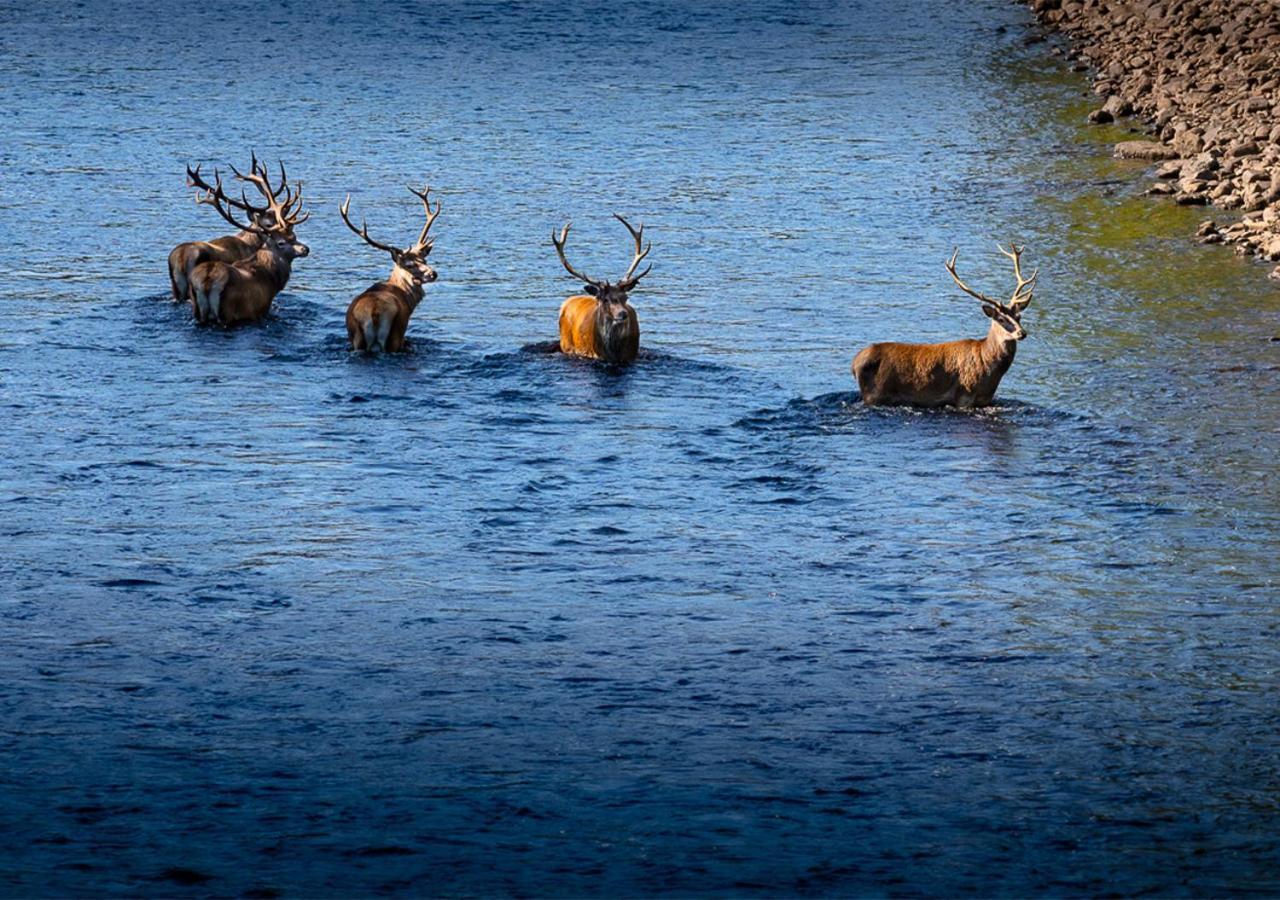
[283,181,310,226]
[274,160,289,198]
[186,163,263,215]
[614,213,652,286]
[339,194,401,256]
[195,177,255,233]
[997,241,1037,306]
[552,222,601,287]
[944,247,1002,308]
[229,154,302,230]
[407,183,441,251]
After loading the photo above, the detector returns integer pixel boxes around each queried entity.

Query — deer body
[852,244,1036,408]
[168,230,262,301]
[853,323,1017,408]
[550,215,651,365]
[340,184,441,353]
[558,293,640,364]
[190,240,304,325]
[347,267,429,352]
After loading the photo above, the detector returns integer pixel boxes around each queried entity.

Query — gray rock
[1115,140,1180,160]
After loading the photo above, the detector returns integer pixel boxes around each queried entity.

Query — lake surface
[2,0,1279,895]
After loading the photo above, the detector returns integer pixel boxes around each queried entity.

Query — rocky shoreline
[1027,0,1280,275]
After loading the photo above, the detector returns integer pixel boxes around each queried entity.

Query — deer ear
[583,283,600,296]
[981,304,998,319]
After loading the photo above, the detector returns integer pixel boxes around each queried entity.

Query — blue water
[2,0,1280,895]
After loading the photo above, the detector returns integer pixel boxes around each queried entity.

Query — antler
[997,242,1037,310]
[406,184,441,254]
[187,163,269,218]
[615,213,652,289]
[192,170,255,233]
[552,223,602,287]
[945,248,1006,310]
[228,153,307,231]
[339,195,403,256]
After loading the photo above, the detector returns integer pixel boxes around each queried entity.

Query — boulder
[1114,140,1180,160]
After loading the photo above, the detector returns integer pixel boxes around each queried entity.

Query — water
[2,0,1280,895]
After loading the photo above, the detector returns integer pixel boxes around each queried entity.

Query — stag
[187,167,310,326]
[167,155,288,302]
[551,214,651,365]
[852,244,1037,407]
[339,185,441,352]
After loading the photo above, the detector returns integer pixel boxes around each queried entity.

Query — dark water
[3,0,1280,895]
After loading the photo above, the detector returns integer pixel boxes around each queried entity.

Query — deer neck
[253,246,293,291]
[389,265,425,309]
[981,320,1018,370]
[236,229,263,247]
[594,303,636,359]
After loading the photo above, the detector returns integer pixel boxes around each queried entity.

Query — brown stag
[339,185,441,352]
[167,155,288,302]
[187,167,310,326]
[852,244,1037,407]
[551,214,651,365]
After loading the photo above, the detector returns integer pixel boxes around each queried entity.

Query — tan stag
[852,244,1037,407]
[339,185,441,352]
[551,214,651,365]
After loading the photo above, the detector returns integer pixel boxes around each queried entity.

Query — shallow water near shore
[2,0,1280,895]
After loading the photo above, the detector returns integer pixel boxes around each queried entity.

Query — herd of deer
[167,156,1038,408]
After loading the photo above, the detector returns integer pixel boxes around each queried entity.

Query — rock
[1026,0,1280,265]
[1269,266,1280,281]
[1103,95,1134,117]
[1171,128,1205,157]
[1115,140,1180,160]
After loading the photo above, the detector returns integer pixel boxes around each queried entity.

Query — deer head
[944,243,1037,341]
[191,155,310,260]
[552,214,651,331]
[339,184,441,290]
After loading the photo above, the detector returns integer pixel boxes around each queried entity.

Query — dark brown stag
[187,165,310,326]
[339,185,441,352]
[167,155,288,302]
[551,214,651,365]
[851,244,1037,407]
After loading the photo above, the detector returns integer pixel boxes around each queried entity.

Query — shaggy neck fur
[981,320,1018,375]
[389,265,426,310]
[252,247,294,292]
[595,304,635,361]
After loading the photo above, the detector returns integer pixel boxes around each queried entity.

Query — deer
[167,155,288,302]
[551,214,651,365]
[339,185,441,352]
[187,166,310,326]
[851,244,1037,408]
